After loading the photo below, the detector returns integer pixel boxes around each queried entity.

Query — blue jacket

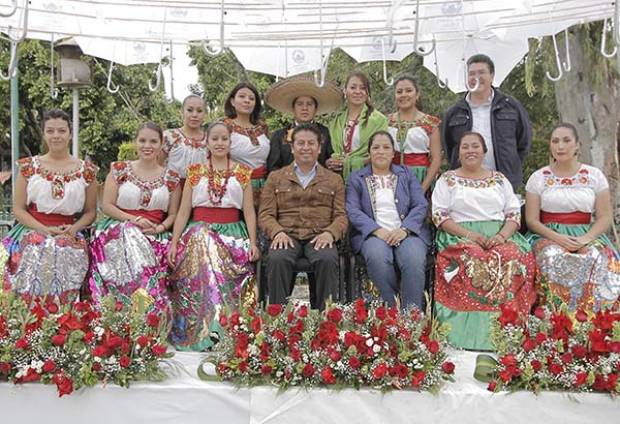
[346,164,431,253]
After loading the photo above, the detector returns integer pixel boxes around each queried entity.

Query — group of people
[2,53,619,352]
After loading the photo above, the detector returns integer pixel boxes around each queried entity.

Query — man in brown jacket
[259,123,348,310]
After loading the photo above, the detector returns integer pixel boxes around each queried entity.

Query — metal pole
[72,88,79,158]
[10,55,19,203]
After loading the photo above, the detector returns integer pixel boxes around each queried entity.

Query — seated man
[259,123,348,310]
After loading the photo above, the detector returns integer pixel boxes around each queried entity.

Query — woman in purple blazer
[346,131,431,310]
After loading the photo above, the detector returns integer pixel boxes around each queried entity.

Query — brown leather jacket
[259,163,348,241]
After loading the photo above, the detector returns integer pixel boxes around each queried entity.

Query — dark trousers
[266,238,338,311]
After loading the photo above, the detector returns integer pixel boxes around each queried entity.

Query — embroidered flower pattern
[112,161,176,208]
[165,128,208,151]
[186,163,251,191]
[388,113,441,138]
[543,166,591,188]
[223,118,268,146]
[443,170,505,188]
[22,156,98,200]
[432,209,450,227]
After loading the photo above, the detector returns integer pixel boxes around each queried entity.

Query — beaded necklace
[207,156,232,206]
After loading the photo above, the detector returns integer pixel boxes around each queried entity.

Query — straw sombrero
[265,75,343,116]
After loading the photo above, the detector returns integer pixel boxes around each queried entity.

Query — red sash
[192,207,240,223]
[393,153,430,167]
[28,204,76,226]
[540,211,592,225]
[121,209,165,225]
[251,166,267,180]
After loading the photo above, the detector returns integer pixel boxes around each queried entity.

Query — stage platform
[2,350,617,424]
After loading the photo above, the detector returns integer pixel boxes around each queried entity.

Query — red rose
[145,313,160,328]
[251,317,262,334]
[92,363,102,372]
[137,335,150,347]
[548,362,563,375]
[611,342,620,353]
[92,345,109,358]
[500,354,518,368]
[529,360,541,372]
[230,312,241,326]
[42,359,56,373]
[83,331,95,344]
[151,344,167,357]
[328,350,342,362]
[45,302,59,314]
[272,329,286,342]
[441,362,455,375]
[15,338,29,350]
[590,330,610,353]
[297,305,308,318]
[533,307,546,320]
[219,314,228,327]
[560,352,573,364]
[74,301,90,312]
[426,340,440,354]
[52,373,74,397]
[51,334,66,346]
[348,357,361,370]
[105,335,123,350]
[498,304,519,327]
[535,332,547,344]
[119,355,131,368]
[498,369,513,383]
[0,362,12,375]
[261,365,272,375]
[575,372,588,387]
[302,363,315,378]
[353,300,368,323]
[287,312,295,323]
[487,380,497,392]
[522,338,537,352]
[321,367,336,384]
[571,344,587,358]
[575,309,588,322]
[344,332,357,348]
[375,306,387,321]
[327,308,343,323]
[21,368,41,383]
[411,370,425,387]
[372,363,388,379]
[267,304,283,317]
[238,361,249,373]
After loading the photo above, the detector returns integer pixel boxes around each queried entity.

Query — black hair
[291,95,318,110]
[344,71,374,128]
[393,74,423,110]
[182,94,204,108]
[551,122,579,143]
[206,121,231,140]
[42,109,72,132]
[457,131,488,153]
[291,123,322,144]
[467,54,495,75]
[224,82,262,125]
[367,130,395,153]
[136,121,163,142]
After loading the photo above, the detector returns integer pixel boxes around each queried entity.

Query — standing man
[442,54,532,190]
[259,123,348,311]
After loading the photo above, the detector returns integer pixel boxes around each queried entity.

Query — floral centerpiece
[0,290,172,396]
[203,299,455,392]
[486,303,620,394]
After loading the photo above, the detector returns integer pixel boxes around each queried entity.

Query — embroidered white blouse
[18,156,98,216]
[224,119,270,170]
[367,174,401,230]
[388,114,441,154]
[525,164,608,214]
[187,163,252,209]
[162,128,208,179]
[111,161,180,212]
[432,170,521,226]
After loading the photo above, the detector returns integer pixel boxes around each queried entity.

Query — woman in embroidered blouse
[89,122,181,317]
[161,94,208,183]
[346,131,431,310]
[525,123,619,311]
[388,75,441,191]
[222,82,270,204]
[2,109,98,304]
[431,132,536,350]
[167,122,259,351]
[327,71,388,180]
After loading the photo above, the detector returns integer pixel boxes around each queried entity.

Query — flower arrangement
[203,300,455,392]
[486,303,620,394]
[0,290,173,396]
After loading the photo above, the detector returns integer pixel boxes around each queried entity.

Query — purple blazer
[345,164,431,254]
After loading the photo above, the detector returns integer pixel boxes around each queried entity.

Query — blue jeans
[360,235,427,310]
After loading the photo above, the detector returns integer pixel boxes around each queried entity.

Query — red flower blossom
[0,362,11,375]
[302,363,315,378]
[560,352,573,364]
[575,372,588,387]
[83,331,95,344]
[348,357,361,370]
[575,309,588,322]
[58,312,83,331]
[105,334,124,350]
[411,370,425,387]
[297,305,308,318]
[137,335,150,347]
[251,317,262,334]
[119,355,131,368]
[272,329,286,342]
[589,330,610,353]
[571,344,587,358]
[426,340,440,354]
[52,372,74,397]
[353,299,368,324]
[498,304,519,327]
[535,332,547,344]
[238,362,249,373]
[550,312,573,341]
[530,359,542,372]
[152,344,167,357]
[15,338,29,350]
[267,304,283,317]
[145,313,160,328]
[500,354,518,368]
[375,306,387,321]
[92,345,109,358]
[74,301,91,313]
[42,359,57,373]
[327,308,343,323]
[261,364,272,375]
[219,314,228,327]
[548,362,563,375]
[45,302,59,314]
[533,307,546,320]
[487,380,497,391]
[522,338,537,352]
[372,363,388,379]
[328,350,342,362]
[321,367,336,384]
[441,362,455,375]
[51,334,66,346]
[230,312,241,326]
[20,368,41,383]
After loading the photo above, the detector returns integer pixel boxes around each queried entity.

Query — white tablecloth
[1,350,618,424]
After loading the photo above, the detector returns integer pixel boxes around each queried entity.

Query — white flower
[94,357,102,363]
[366,338,374,347]
[94,326,104,336]
[373,344,381,353]
[107,356,117,364]
[276,371,284,377]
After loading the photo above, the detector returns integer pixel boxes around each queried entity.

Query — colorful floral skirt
[434,220,537,350]
[529,223,620,311]
[169,220,255,351]
[407,165,427,185]
[89,217,171,317]
[2,224,89,304]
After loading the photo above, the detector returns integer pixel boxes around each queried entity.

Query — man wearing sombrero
[264,75,343,172]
